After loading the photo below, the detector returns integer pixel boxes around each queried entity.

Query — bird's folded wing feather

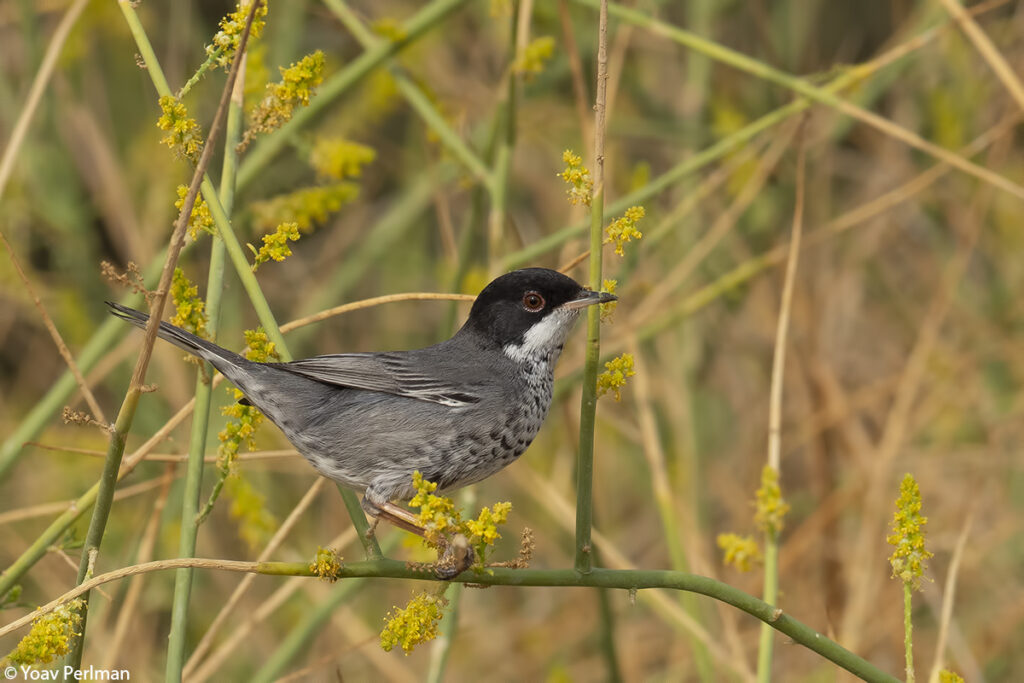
[273,353,481,407]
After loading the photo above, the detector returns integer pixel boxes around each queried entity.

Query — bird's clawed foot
[433,533,474,580]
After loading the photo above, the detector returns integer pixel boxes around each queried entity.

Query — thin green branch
[178,47,223,99]
[574,0,608,575]
[165,54,247,683]
[487,0,519,272]
[7,559,899,683]
[903,582,915,683]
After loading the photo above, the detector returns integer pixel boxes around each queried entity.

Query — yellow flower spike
[408,471,460,547]
[225,474,278,549]
[206,0,269,69]
[250,222,301,271]
[754,465,790,536]
[310,546,343,582]
[157,96,204,162]
[370,18,407,42]
[938,671,965,683]
[242,51,325,147]
[3,599,84,667]
[716,533,762,572]
[599,279,618,321]
[515,36,555,79]
[169,268,209,341]
[310,138,377,181]
[242,327,280,363]
[380,591,449,655]
[887,473,933,590]
[559,149,593,206]
[596,353,636,401]
[174,185,216,242]
[604,206,645,257]
[249,183,360,235]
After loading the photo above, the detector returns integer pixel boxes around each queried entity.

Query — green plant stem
[594,548,624,682]
[177,48,222,98]
[338,483,383,559]
[574,0,608,575]
[236,0,472,191]
[426,582,462,683]
[757,531,780,682]
[14,559,899,683]
[165,58,246,683]
[904,581,915,683]
[487,1,518,272]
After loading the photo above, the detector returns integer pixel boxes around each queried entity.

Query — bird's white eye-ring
[522,291,545,312]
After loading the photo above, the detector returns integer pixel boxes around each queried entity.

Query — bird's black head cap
[458,268,590,349]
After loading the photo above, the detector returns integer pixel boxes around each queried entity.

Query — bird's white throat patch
[502,307,580,364]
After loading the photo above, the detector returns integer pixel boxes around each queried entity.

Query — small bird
[109,267,614,572]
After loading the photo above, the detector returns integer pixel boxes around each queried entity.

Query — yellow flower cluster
[407,471,513,564]
[169,268,208,340]
[754,465,790,536]
[218,328,278,472]
[716,533,762,572]
[206,0,268,69]
[515,36,555,79]
[597,353,635,401]
[409,471,459,545]
[250,222,300,271]
[310,547,343,582]
[157,95,204,162]
[559,149,593,206]
[174,185,216,241]
[380,591,448,655]
[463,501,512,548]
[370,18,407,42]
[887,473,933,590]
[2,599,84,667]
[243,51,325,147]
[599,278,617,321]
[216,328,280,547]
[604,206,645,257]
[249,183,359,234]
[225,474,278,549]
[310,138,377,180]
[938,671,965,683]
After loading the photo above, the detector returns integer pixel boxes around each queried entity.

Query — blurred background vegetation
[2,0,1023,680]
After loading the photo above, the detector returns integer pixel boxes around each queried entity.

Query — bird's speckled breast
[431,353,555,491]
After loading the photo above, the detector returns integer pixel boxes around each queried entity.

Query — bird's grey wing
[272,352,483,407]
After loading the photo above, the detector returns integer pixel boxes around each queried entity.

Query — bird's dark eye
[522,291,545,312]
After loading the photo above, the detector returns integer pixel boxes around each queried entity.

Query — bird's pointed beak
[560,289,618,310]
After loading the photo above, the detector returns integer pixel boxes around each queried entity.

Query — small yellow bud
[717,533,762,572]
[597,353,636,401]
[604,206,645,257]
[754,465,790,536]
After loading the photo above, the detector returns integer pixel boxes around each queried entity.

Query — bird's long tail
[106,301,248,374]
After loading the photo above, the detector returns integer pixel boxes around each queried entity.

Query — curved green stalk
[164,58,245,683]
[17,559,899,683]
[574,0,608,575]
